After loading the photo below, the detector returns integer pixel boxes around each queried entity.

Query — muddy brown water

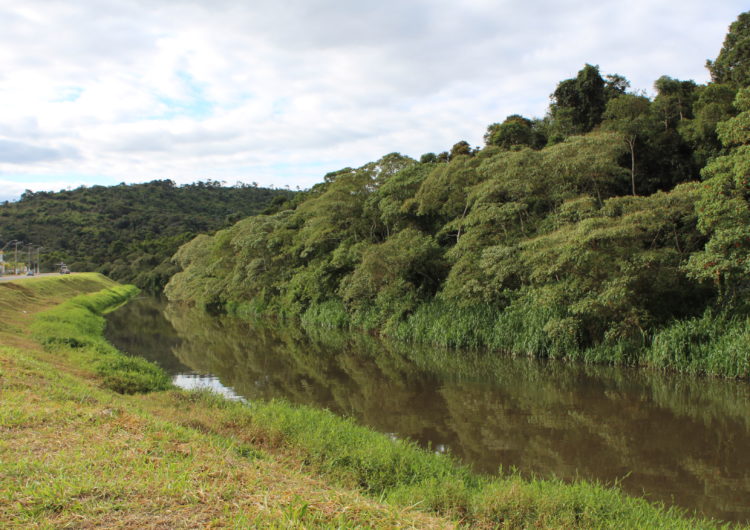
[105,296,750,523]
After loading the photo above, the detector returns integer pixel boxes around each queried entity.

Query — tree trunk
[628,137,637,195]
[456,202,469,242]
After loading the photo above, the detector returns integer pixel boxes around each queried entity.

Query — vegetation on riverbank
[0,276,723,527]
[166,12,750,379]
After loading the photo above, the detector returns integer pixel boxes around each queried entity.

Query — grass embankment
[0,275,729,528]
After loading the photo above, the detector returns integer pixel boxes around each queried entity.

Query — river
[105,295,750,523]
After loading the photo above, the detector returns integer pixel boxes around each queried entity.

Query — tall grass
[392,297,577,358]
[648,311,750,378]
[31,286,172,394]
[225,292,750,379]
[392,300,498,349]
[300,299,351,330]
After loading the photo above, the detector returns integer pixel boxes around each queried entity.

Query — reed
[300,299,350,329]
[228,292,750,380]
[648,311,750,378]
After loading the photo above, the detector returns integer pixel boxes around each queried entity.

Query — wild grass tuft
[312,294,750,379]
[392,297,574,358]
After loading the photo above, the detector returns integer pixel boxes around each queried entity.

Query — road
[0,273,67,282]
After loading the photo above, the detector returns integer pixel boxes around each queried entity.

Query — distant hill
[0,179,295,291]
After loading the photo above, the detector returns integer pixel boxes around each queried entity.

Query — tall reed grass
[648,311,750,378]
[231,294,750,379]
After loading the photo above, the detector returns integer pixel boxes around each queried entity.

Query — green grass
[1,347,444,529]
[30,284,172,394]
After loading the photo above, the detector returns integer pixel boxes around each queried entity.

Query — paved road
[0,273,67,282]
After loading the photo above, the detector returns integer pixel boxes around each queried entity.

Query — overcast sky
[0,1,745,201]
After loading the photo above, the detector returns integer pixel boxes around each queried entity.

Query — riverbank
[263,298,750,380]
[0,275,725,527]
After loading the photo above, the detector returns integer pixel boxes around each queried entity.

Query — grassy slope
[0,275,730,528]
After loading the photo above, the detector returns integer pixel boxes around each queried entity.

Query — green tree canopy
[484,115,546,149]
[549,64,607,137]
[707,11,750,88]
[687,87,750,302]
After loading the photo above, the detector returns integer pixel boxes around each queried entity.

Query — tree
[686,87,750,302]
[603,94,654,195]
[484,115,545,149]
[449,140,473,159]
[376,163,433,236]
[549,64,607,138]
[339,228,446,319]
[707,11,750,88]
[678,83,738,166]
[293,154,415,260]
[0,180,292,292]
[414,148,491,225]
[604,74,630,99]
[542,131,629,204]
[653,76,697,129]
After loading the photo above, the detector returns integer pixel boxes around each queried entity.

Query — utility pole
[27,245,32,275]
[14,240,20,275]
[35,246,43,275]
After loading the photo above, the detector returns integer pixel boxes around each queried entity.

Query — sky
[0,1,746,202]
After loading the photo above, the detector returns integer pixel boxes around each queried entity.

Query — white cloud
[0,0,746,199]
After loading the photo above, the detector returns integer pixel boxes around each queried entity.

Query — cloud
[0,0,746,199]
[0,140,79,164]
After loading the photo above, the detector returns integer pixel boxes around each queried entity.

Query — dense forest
[165,13,750,378]
[0,180,293,290]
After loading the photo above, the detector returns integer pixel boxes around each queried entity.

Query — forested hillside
[167,13,750,377]
[0,180,293,290]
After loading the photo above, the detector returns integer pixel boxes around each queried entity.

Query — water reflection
[172,374,246,401]
[105,296,750,523]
